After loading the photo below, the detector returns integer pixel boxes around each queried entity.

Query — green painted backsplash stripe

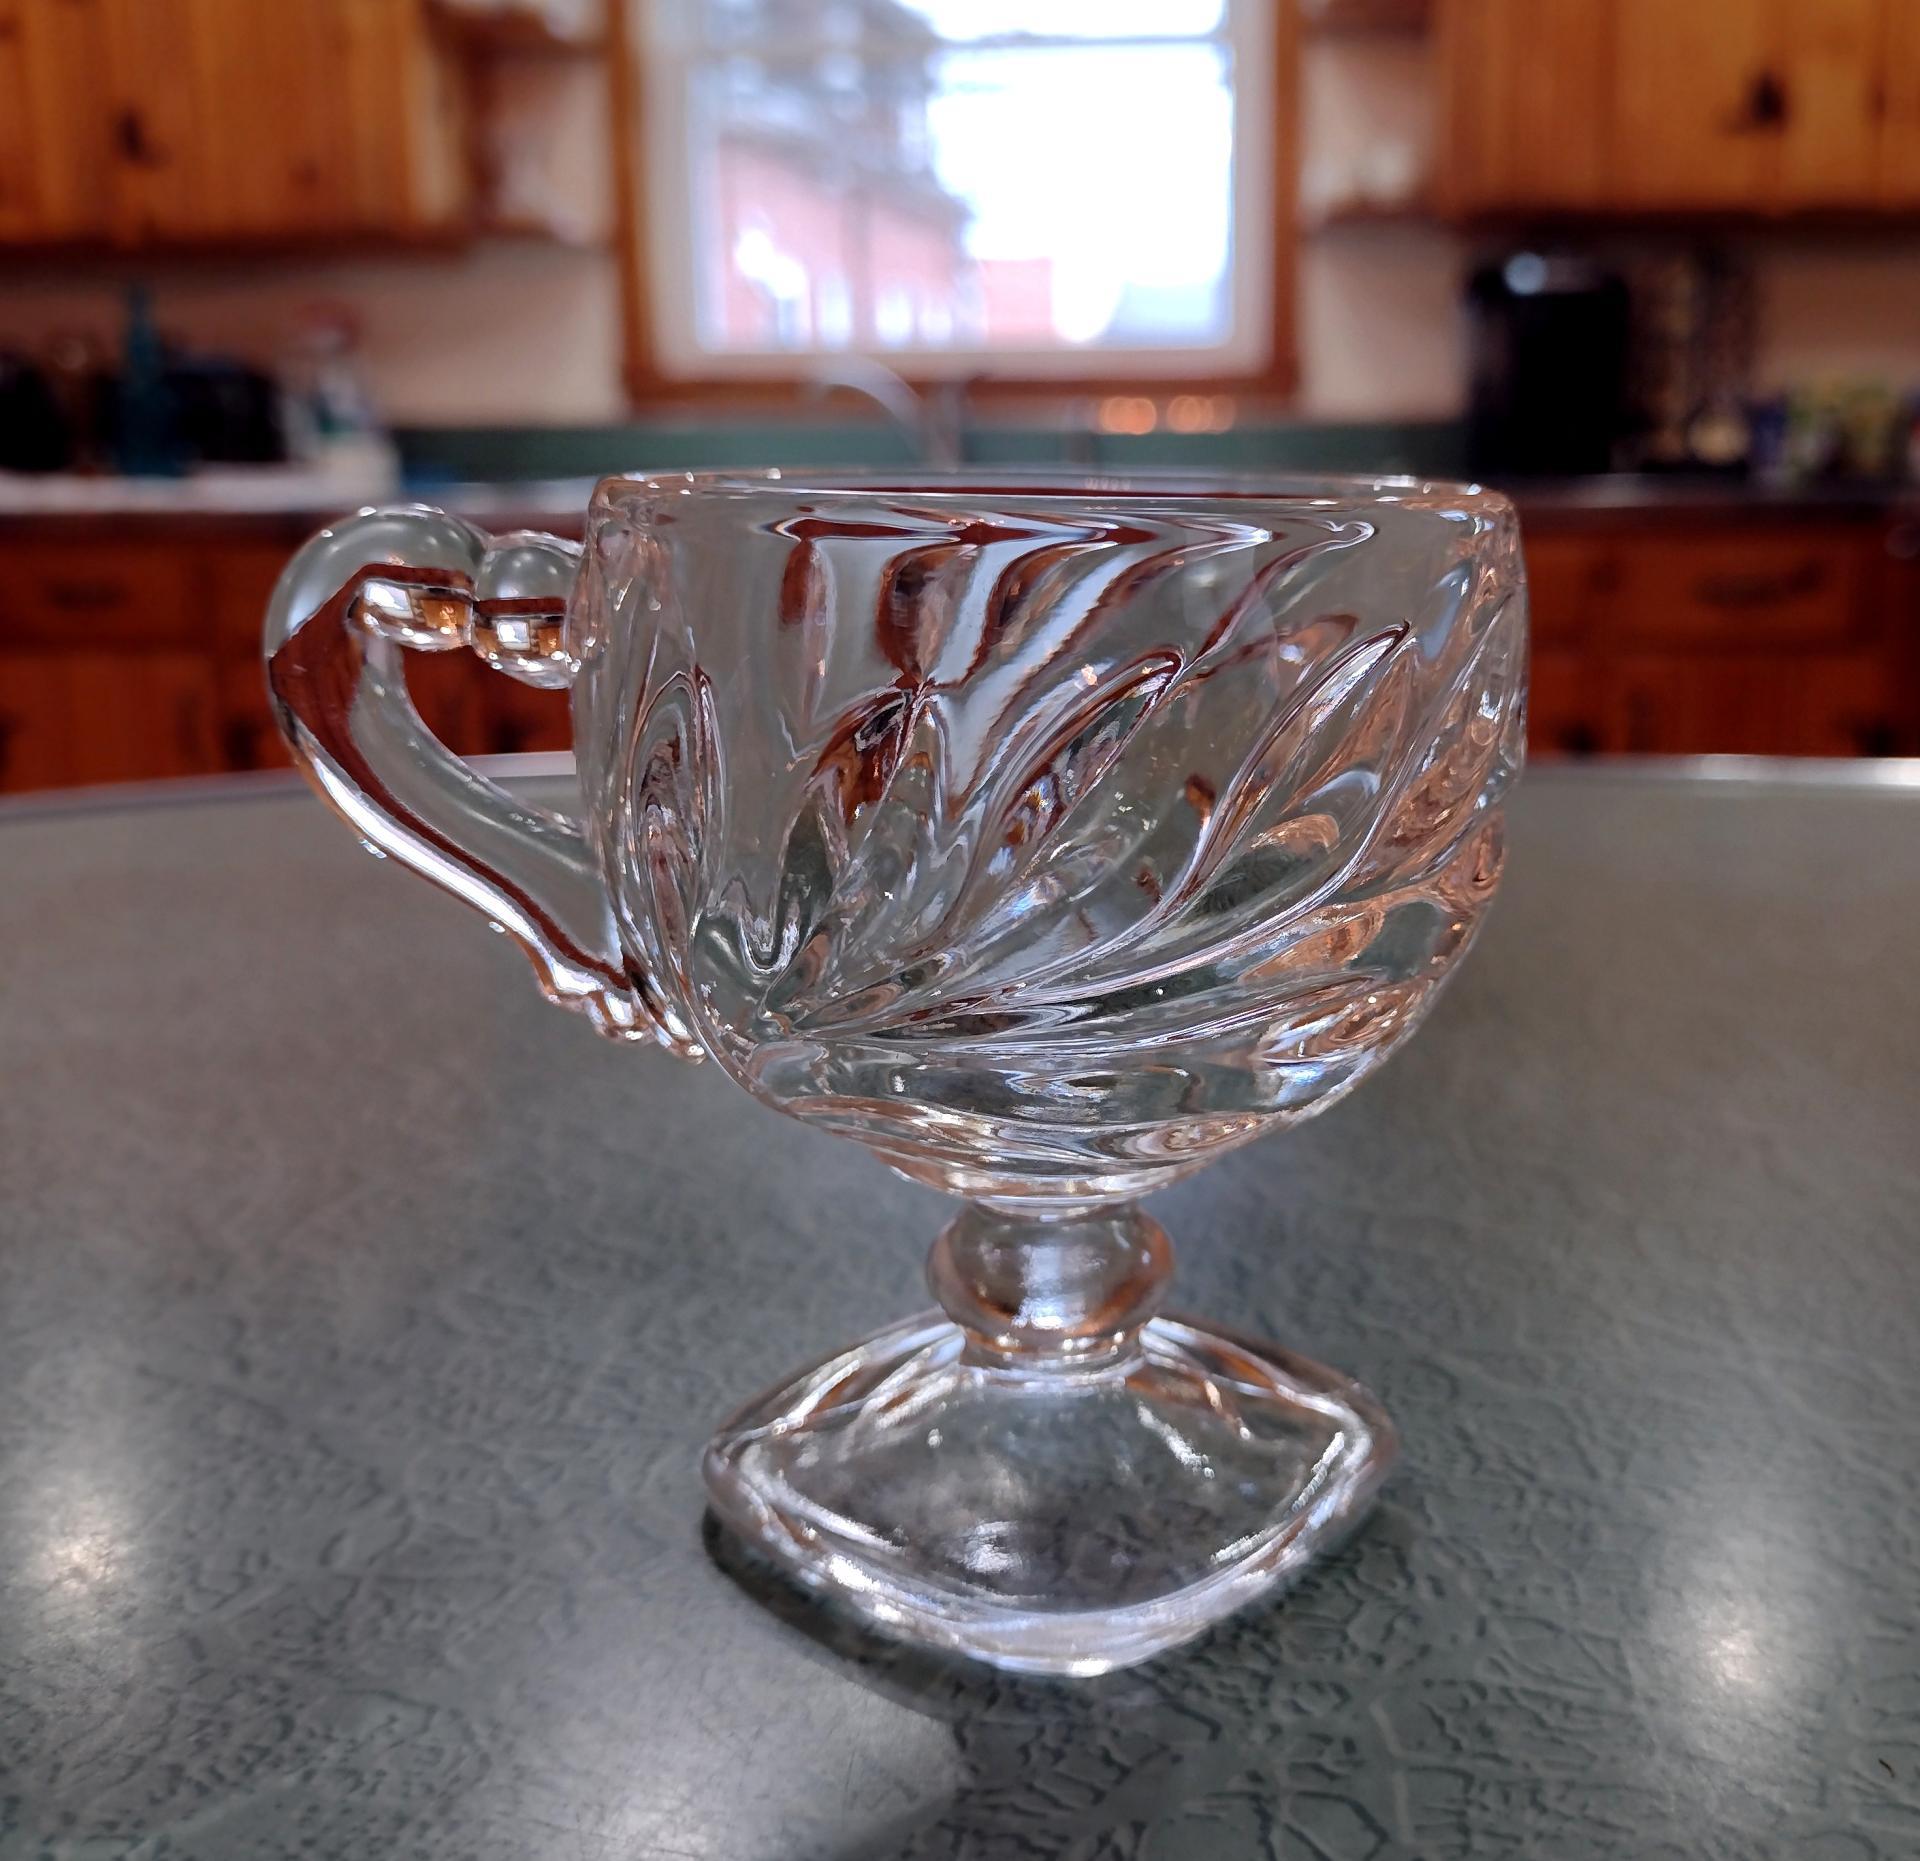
[394,420,1469,488]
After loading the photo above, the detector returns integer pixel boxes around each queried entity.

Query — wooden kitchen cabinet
[1882,0,1920,201]
[484,677,571,756]
[1610,0,1779,210]
[66,648,222,781]
[0,519,586,793]
[0,0,116,240]
[0,647,219,787]
[97,0,210,242]
[1774,0,1883,206]
[1,509,1913,794]
[0,654,79,789]
[0,539,198,646]
[1515,534,1606,646]
[1606,650,1898,756]
[1441,0,1920,217]
[1525,647,1606,758]
[1436,0,1611,213]
[0,0,468,249]
[1602,527,1867,646]
[1520,511,1915,760]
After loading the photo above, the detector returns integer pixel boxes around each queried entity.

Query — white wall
[1295,226,1470,417]
[1749,239,1920,393]
[0,244,627,425]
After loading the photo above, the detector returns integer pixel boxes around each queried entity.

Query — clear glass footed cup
[265,470,1527,1675]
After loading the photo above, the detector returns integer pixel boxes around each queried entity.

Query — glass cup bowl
[266,470,1526,1673]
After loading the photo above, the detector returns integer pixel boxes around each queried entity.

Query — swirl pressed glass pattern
[267,471,1526,1672]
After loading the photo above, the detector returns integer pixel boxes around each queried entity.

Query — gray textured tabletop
[2,762,1917,1861]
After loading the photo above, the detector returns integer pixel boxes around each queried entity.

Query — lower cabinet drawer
[1603,530,1865,647]
[0,650,222,790]
[1606,652,1899,757]
[0,545,200,647]
[1525,646,1605,757]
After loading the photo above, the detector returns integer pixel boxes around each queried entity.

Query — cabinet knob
[114,108,163,169]
[1739,69,1790,132]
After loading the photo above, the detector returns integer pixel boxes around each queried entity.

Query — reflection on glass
[265,474,1526,1672]
[678,0,1238,357]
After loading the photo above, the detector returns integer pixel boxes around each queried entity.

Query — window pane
[931,44,1234,350]
[681,17,1239,361]
[687,0,1227,53]
[898,0,1226,42]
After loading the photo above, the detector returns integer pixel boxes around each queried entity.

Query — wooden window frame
[610,0,1298,406]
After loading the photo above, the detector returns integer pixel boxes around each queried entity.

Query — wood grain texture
[1,504,1915,790]
[1775,0,1883,206]
[0,0,114,240]
[1612,0,1776,207]
[1436,0,1610,213]
[1880,0,1920,201]
[1,0,468,247]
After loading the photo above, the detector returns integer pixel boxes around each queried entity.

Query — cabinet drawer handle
[1691,561,1826,609]
[40,579,130,611]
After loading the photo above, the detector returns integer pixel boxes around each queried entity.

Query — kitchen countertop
[2,761,1919,1858]
[0,472,606,537]
[0,467,1914,539]
[1501,472,1917,521]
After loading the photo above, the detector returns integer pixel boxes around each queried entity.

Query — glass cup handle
[263,504,695,1056]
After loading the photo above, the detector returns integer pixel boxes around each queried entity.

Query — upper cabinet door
[1439,0,1917,219]
[336,0,472,233]
[1774,0,1883,206]
[1437,0,1610,213]
[0,0,42,237]
[1881,0,1920,203]
[0,0,114,241]
[192,0,357,237]
[3,0,467,246]
[1612,0,1779,207]
[100,0,228,241]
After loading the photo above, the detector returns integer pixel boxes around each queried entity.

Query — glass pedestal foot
[702,1204,1395,1675]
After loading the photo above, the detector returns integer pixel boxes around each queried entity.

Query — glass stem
[926,1201,1172,1371]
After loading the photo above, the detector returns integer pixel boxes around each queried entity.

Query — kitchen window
[621,0,1291,393]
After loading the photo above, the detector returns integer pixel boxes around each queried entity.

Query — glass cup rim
[591,465,1515,517]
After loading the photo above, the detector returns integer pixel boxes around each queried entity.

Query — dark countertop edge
[5,753,1918,827]
[0,479,605,540]
[0,476,1915,537]
[1504,480,1916,525]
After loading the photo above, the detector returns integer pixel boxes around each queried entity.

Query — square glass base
[703,1311,1395,1675]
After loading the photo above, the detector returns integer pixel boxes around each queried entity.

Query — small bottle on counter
[280,304,400,498]
[115,285,185,479]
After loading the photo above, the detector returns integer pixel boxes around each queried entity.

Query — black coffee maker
[1465,252,1631,478]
